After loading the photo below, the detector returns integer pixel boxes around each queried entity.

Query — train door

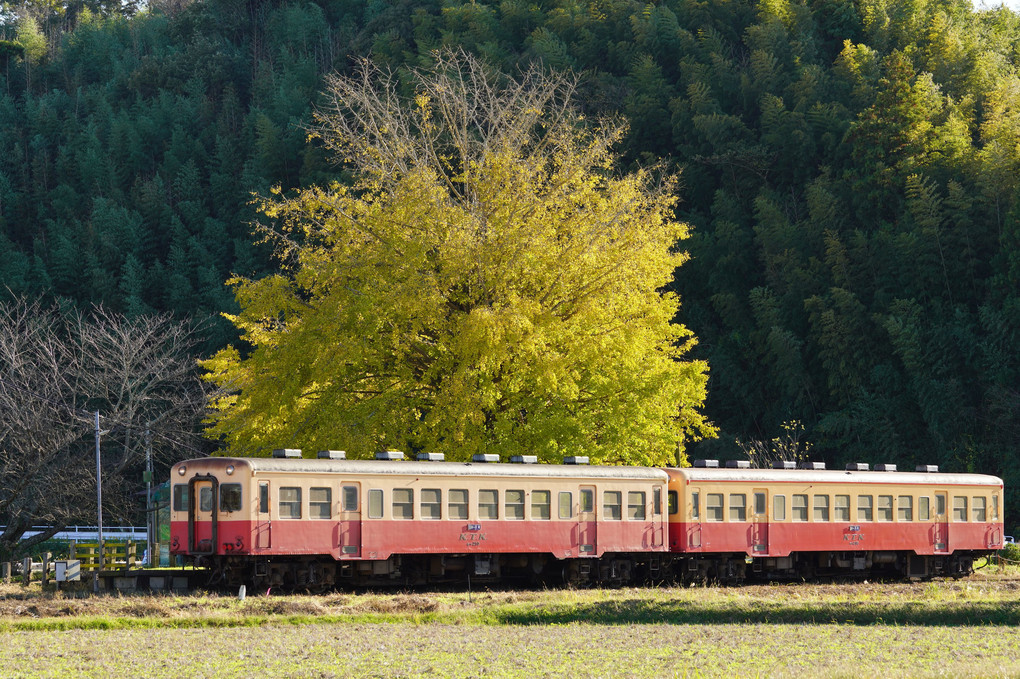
[687,489,702,549]
[751,489,769,554]
[339,482,362,558]
[934,491,949,553]
[255,481,271,549]
[188,474,218,555]
[578,486,597,556]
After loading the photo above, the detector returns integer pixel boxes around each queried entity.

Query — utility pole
[94,410,104,593]
[145,425,153,567]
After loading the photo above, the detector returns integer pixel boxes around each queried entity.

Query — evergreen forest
[1,0,1019,523]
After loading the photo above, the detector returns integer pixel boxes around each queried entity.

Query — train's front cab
[170,457,255,564]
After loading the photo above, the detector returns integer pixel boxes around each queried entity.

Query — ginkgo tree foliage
[202,52,714,465]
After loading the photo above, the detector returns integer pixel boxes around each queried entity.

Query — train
[169,450,1005,589]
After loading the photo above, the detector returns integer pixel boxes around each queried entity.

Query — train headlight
[178,466,186,476]
[226,465,234,475]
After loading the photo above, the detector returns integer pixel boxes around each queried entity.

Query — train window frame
[173,484,189,513]
[993,494,1000,521]
[479,489,499,520]
[393,488,414,520]
[220,484,242,513]
[559,491,574,519]
[729,494,746,522]
[972,496,987,522]
[834,495,850,522]
[199,486,214,513]
[953,496,967,522]
[689,491,698,519]
[603,491,623,520]
[368,489,383,519]
[505,490,525,520]
[936,494,946,516]
[773,494,786,521]
[706,493,723,522]
[877,495,893,522]
[342,486,358,512]
[628,491,646,520]
[259,483,269,514]
[449,489,469,520]
[813,495,829,522]
[919,496,931,521]
[532,490,551,520]
[309,487,332,519]
[580,489,594,514]
[753,492,766,516]
[792,494,808,522]
[421,488,442,520]
[897,495,913,522]
[279,487,302,519]
[653,487,662,516]
[857,495,873,521]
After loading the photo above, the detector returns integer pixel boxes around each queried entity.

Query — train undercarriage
[194,549,984,591]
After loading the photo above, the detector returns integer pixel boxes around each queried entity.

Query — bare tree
[0,298,206,558]
[736,420,813,469]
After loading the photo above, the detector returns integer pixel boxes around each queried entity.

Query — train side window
[972,496,987,522]
[792,494,808,522]
[279,487,301,519]
[706,493,723,522]
[393,488,414,519]
[953,496,967,522]
[936,494,946,516]
[653,487,662,515]
[918,496,930,521]
[877,495,893,521]
[422,489,442,520]
[813,495,829,522]
[628,492,646,520]
[310,487,332,519]
[220,484,242,513]
[505,490,525,520]
[773,495,786,521]
[449,489,469,520]
[993,494,1000,521]
[580,489,594,513]
[857,495,873,521]
[559,491,574,519]
[688,491,697,519]
[368,489,383,519]
[479,489,499,519]
[897,495,913,521]
[173,484,189,512]
[532,490,551,520]
[604,491,623,520]
[729,494,746,522]
[834,495,850,522]
[753,492,766,516]
[259,483,269,514]
[342,486,358,512]
[199,487,214,513]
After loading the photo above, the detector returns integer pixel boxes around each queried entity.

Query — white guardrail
[5,526,148,542]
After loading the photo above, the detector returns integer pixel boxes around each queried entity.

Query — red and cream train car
[169,453,669,588]
[169,453,1004,588]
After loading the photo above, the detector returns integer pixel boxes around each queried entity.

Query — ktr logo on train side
[460,524,485,547]
[844,525,864,543]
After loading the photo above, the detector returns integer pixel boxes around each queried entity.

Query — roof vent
[875,463,897,472]
[693,459,719,468]
[272,448,302,459]
[317,450,346,460]
[416,452,445,462]
[473,454,500,463]
[725,460,751,469]
[915,464,939,473]
[563,456,589,465]
[773,460,796,470]
[375,450,405,461]
[510,455,538,464]
[846,462,869,471]
[799,462,826,470]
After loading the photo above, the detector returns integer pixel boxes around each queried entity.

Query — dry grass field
[3,564,1020,677]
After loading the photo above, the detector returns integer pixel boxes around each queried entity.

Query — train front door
[188,474,218,555]
[255,481,271,549]
[751,489,769,554]
[578,486,597,556]
[934,491,949,553]
[339,482,361,558]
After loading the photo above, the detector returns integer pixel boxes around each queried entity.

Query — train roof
[177,457,669,481]
[670,467,1003,487]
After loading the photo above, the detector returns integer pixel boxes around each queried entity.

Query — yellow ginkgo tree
[202,52,715,465]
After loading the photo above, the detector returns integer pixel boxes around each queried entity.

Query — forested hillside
[1,0,1018,518]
